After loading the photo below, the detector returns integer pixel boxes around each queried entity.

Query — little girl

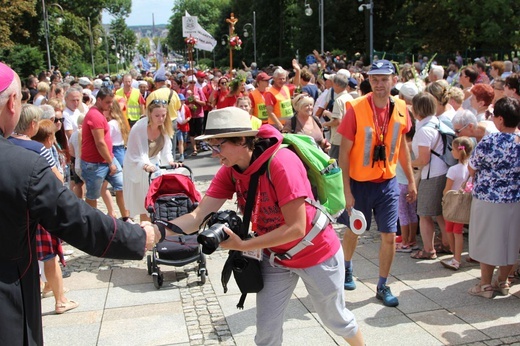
[441,136,474,270]
[176,93,191,162]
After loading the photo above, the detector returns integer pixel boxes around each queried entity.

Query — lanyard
[370,95,391,144]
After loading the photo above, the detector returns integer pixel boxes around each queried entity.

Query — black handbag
[221,163,267,309]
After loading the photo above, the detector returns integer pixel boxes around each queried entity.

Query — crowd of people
[3,50,519,345]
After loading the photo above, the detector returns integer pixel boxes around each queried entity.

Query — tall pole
[226,13,238,72]
[88,17,95,76]
[369,0,373,63]
[253,11,257,63]
[319,0,324,54]
[42,0,52,71]
[104,29,110,75]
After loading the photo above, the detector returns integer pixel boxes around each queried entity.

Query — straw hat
[195,107,258,140]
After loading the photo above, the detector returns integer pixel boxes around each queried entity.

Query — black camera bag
[221,162,267,309]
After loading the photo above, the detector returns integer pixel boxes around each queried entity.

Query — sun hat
[0,62,15,93]
[78,77,92,86]
[195,107,258,140]
[367,59,395,75]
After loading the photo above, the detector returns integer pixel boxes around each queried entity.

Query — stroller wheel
[198,268,206,285]
[146,255,152,275]
[153,270,164,289]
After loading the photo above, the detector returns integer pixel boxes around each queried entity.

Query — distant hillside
[129,24,169,38]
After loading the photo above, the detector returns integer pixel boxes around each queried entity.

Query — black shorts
[70,157,83,184]
[189,117,204,137]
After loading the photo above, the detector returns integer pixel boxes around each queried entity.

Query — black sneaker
[376,284,399,307]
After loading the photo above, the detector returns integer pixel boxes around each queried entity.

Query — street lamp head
[305,4,313,16]
[56,17,63,25]
[243,30,249,38]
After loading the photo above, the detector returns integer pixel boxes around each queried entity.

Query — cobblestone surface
[60,179,520,346]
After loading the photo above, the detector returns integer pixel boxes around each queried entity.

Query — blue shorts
[175,130,188,142]
[81,159,123,200]
[337,177,399,233]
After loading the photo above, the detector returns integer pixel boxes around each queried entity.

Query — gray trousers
[254,248,359,346]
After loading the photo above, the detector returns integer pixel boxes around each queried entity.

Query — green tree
[137,37,151,57]
[0,0,36,49]
[0,44,44,79]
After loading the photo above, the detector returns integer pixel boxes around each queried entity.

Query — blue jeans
[81,159,123,200]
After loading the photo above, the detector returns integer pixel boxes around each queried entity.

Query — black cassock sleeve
[27,156,146,260]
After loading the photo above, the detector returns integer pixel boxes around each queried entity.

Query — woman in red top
[209,76,230,109]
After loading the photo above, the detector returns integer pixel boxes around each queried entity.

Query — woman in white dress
[123,100,180,221]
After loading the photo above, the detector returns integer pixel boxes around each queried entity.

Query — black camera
[197,210,242,254]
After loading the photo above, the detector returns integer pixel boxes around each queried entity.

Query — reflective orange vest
[349,95,408,181]
[250,88,269,122]
[268,85,293,124]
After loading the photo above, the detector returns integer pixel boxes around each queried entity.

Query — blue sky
[103,0,173,26]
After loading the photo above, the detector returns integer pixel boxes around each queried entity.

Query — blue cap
[367,59,395,75]
[178,93,185,101]
[348,77,358,88]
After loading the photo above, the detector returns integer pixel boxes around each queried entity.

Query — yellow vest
[250,89,269,122]
[349,95,408,181]
[116,88,141,121]
[268,85,293,125]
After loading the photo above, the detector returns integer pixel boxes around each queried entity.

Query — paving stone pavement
[44,179,520,346]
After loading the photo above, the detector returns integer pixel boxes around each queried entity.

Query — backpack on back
[426,121,457,167]
[268,133,345,217]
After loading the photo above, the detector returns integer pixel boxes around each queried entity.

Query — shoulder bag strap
[241,161,268,237]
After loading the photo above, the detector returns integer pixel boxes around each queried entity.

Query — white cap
[337,69,351,78]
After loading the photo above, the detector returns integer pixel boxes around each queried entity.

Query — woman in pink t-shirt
[143,107,364,345]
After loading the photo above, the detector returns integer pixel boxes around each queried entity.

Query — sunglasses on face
[220,81,228,85]
[151,99,168,105]
[454,123,469,134]
[54,118,63,123]
[208,139,228,154]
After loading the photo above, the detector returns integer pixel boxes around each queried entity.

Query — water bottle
[327,159,340,174]
[151,163,161,180]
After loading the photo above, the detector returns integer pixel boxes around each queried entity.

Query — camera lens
[197,223,229,254]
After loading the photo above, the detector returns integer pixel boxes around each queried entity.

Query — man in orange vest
[249,72,271,124]
[336,60,417,308]
[264,60,300,130]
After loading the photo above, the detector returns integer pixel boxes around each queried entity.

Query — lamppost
[243,11,257,63]
[358,0,374,63]
[110,36,119,74]
[42,0,64,71]
[304,0,324,54]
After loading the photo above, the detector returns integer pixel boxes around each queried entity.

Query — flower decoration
[185,36,198,47]
[228,35,242,51]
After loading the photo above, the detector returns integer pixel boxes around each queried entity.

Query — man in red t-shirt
[81,88,129,220]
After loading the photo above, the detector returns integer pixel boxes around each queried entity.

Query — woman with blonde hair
[33,81,50,106]
[282,94,330,152]
[106,97,130,167]
[123,100,179,221]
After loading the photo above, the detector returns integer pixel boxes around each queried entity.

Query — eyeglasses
[454,123,469,134]
[208,139,228,154]
[54,118,63,123]
[151,99,168,105]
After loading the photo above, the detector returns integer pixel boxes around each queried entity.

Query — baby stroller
[145,165,206,289]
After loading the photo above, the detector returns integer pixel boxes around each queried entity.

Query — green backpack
[268,133,346,217]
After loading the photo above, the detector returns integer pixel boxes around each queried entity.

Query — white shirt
[446,163,469,191]
[108,119,124,146]
[330,90,353,145]
[412,115,449,179]
[63,107,82,133]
